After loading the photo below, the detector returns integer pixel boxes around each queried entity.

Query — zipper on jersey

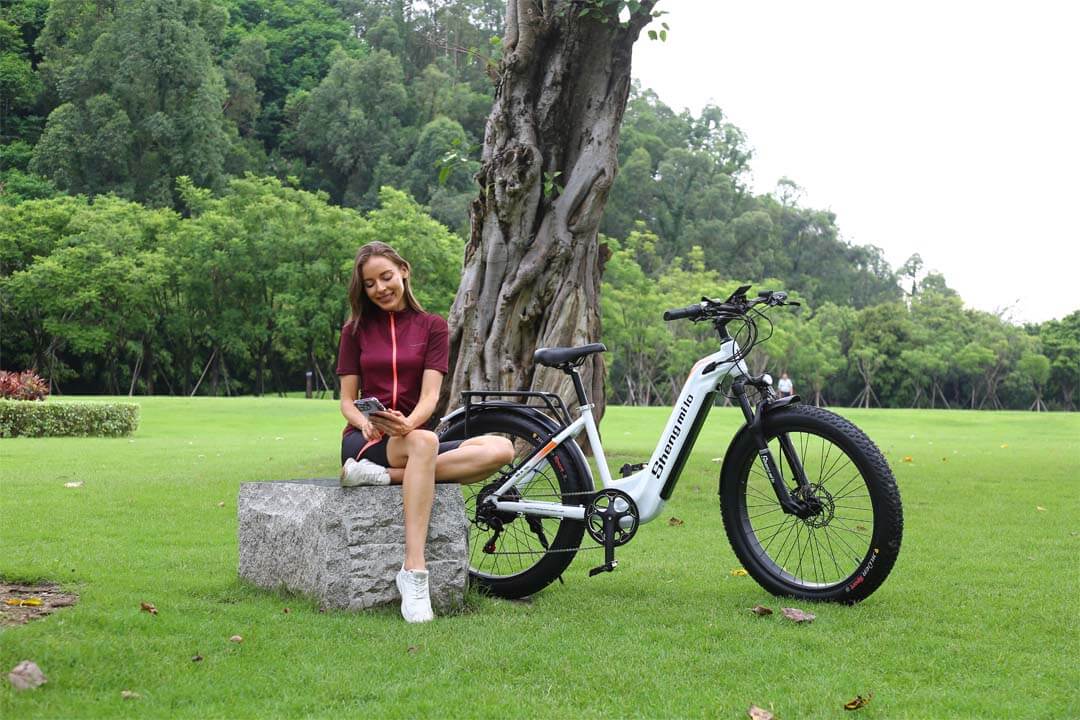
[389,312,398,410]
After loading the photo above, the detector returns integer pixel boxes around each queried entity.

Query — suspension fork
[732,379,814,517]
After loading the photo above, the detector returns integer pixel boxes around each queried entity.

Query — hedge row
[0,400,140,438]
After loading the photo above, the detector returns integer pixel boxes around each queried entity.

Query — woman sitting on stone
[335,241,514,623]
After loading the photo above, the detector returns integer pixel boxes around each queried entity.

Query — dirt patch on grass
[1,582,79,627]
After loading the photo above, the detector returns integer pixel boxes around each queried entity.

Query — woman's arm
[340,374,381,441]
[370,369,444,436]
[406,369,445,429]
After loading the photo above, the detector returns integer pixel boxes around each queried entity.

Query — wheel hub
[474,483,521,530]
[793,483,835,528]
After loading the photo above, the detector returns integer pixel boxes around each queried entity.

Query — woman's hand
[369,409,414,437]
[358,417,384,443]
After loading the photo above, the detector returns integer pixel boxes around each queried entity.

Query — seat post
[567,366,590,406]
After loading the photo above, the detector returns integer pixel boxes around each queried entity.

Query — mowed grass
[2,398,1078,719]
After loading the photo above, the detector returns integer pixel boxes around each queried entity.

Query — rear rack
[460,390,572,436]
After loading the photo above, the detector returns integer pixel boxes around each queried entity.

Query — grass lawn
[2,397,1078,718]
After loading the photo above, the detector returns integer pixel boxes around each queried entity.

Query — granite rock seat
[238,480,468,612]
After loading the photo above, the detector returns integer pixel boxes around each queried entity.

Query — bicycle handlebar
[662,303,705,321]
[662,288,798,322]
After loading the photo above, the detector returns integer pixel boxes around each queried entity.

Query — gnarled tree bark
[444,0,658,419]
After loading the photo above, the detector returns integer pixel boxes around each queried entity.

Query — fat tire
[439,409,591,599]
[720,404,902,603]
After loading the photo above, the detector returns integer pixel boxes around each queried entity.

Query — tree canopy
[1,0,1075,411]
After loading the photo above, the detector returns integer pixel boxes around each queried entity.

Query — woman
[335,241,514,623]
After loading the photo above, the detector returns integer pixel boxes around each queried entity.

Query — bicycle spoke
[740,428,877,589]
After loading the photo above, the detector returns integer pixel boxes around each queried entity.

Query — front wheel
[720,404,902,603]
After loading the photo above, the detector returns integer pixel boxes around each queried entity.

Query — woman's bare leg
[385,435,515,485]
[386,430,439,571]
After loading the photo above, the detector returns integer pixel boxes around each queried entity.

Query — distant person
[778,372,794,398]
[336,241,514,623]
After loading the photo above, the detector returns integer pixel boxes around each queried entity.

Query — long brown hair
[347,242,425,322]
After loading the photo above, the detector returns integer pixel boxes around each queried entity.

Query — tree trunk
[443,0,658,418]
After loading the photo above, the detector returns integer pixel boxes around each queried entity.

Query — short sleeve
[423,315,450,374]
[336,322,361,376]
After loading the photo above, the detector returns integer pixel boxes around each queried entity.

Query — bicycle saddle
[533,343,607,368]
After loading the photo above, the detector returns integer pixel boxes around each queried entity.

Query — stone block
[238,480,468,612]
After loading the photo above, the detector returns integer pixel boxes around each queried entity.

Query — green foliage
[0,176,462,397]
[296,48,408,206]
[0,399,139,437]
[31,0,233,206]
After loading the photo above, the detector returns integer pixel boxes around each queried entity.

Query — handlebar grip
[663,303,703,321]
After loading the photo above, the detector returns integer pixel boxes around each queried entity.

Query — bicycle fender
[718,396,802,494]
[438,403,595,489]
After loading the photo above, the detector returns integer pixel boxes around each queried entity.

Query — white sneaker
[395,566,435,623]
[340,458,391,487]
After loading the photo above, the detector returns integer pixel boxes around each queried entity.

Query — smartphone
[353,397,387,417]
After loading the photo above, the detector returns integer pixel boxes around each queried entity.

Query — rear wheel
[439,409,592,599]
[720,404,902,603]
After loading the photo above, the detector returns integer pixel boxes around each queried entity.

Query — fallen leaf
[229,635,243,643]
[750,605,773,616]
[668,517,685,526]
[140,602,157,615]
[191,654,203,662]
[8,661,47,690]
[1000,443,1008,449]
[855,525,869,533]
[121,690,141,700]
[730,568,749,577]
[217,501,225,508]
[902,456,913,463]
[781,607,816,623]
[64,481,83,488]
[748,705,775,720]
[5,598,43,607]
[407,645,420,654]
[844,692,873,710]
[1036,506,1047,512]
[282,607,290,614]
[941,457,948,462]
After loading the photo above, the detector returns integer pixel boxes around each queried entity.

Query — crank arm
[588,513,619,577]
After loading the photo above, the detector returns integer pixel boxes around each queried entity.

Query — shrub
[0,401,140,438]
[0,371,49,401]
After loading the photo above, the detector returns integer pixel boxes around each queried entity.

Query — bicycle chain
[464,466,619,556]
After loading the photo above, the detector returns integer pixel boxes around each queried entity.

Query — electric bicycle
[437,286,903,603]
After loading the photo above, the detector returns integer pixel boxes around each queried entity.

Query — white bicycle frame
[482,337,752,524]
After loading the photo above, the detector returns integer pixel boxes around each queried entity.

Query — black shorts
[341,431,463,466]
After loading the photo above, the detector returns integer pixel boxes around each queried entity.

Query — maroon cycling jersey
[335,307,449,435]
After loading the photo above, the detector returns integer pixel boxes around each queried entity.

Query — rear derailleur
[473,484,551,554]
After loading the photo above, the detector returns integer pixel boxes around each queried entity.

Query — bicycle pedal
[588,560,618,577]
